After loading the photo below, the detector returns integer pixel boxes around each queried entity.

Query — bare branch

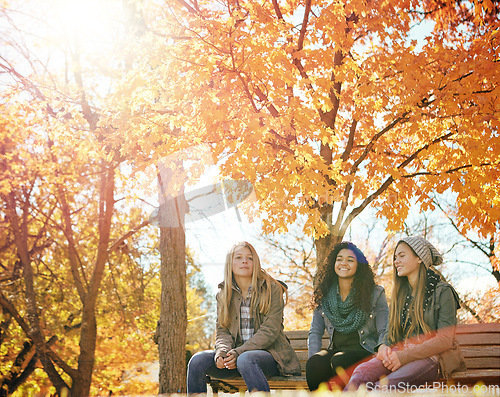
[171,0,198,14]
[433,268,483,323]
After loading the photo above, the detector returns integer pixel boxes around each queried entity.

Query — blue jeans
[345,355,439,391]
[187,350,279,393]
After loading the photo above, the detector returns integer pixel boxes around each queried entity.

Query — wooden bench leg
[206,376,219,394]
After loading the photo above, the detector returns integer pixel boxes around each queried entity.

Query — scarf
[322,284,368,334]
[401,268,441,336]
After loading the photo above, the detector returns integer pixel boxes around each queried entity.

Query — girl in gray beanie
[346,236,465,390]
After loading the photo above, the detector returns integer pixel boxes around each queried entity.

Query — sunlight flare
[53,0,126,54]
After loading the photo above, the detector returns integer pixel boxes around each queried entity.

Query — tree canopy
[125,0,499,264]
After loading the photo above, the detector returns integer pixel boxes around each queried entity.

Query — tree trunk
[157,165,188,393]
[74,166,116,397]
[314,203,343,271]
[4,192,70,395]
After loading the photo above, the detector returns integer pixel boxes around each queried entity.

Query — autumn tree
[4,0,497,392]
[0,87,166,395]
[127,0,499,270]
[0,0,183,395]
[1,0,221,392]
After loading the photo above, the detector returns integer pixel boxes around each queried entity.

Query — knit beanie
[398,236,443,269]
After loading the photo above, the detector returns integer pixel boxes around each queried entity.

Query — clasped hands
[216,350,238,370]
[376,344,402,371]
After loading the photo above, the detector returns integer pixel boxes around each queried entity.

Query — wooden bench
[207,323,500,393]
[451,323,500,385]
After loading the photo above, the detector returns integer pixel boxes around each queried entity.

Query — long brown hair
[218,241,286,328]
[388,242,432,344]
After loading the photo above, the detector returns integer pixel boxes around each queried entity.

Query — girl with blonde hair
[346,236,465,390]
[187,241,300,393]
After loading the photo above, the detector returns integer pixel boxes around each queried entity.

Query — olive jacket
[308,285,389,358]
[394,281,466,378]
[214,279,301,376]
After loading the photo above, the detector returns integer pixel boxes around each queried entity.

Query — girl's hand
[377,344,400,370]
[215,356,225,369]
[376,344,391,362]
[384,351,402,371]
[223,351,237,369]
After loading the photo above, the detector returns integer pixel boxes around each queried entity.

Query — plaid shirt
[239,286,254,343]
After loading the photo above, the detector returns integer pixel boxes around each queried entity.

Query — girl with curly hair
[187,242,301,393]
[306,241,389,390]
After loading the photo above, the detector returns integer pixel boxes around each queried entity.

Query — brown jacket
[395,281,466,378]
[214,279,301,376]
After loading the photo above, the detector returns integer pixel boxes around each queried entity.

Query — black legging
[306,349,372,391]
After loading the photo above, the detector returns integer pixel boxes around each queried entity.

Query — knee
[349,362,369,381]
[306,354,322,372]
[236,351,254,370]
[187,350,213,374]
[331,352,358,371]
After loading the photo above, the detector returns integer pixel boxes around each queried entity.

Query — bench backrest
[285,323,500,377]
[455,323,500,376]
[285,330,328,374]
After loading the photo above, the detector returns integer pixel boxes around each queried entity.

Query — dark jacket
[308,285,389,357]
[215,279,301,376]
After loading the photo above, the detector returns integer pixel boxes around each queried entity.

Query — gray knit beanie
[398,236,443,268]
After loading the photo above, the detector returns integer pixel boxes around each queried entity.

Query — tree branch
[339,130,454,235]
[297,0,311,51]
[341,119,357,162]
[253,84,280,117]
[402,162,494,178]
[349,112,410,175]
[271,0,284,20]
[171,0,198,14]
[108,219,152,253]
[433,268,484,323]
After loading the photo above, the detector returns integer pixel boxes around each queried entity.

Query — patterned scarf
[401,268,441,336]
[322,284,368,334]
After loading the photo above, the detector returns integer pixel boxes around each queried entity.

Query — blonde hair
[218,241,286,328]
[389,242,432,344]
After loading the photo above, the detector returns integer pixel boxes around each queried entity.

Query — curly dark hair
[313,241,375,313]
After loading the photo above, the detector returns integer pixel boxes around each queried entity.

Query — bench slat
[461,357,500,370]
[456,323,500,334]
[450,369,500,385]
[457,333,500,345]
[284,330,309,339]
[211,377,308,391]
[294,351,500,370]
[289,338,329,350]
[461,345,500,358]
